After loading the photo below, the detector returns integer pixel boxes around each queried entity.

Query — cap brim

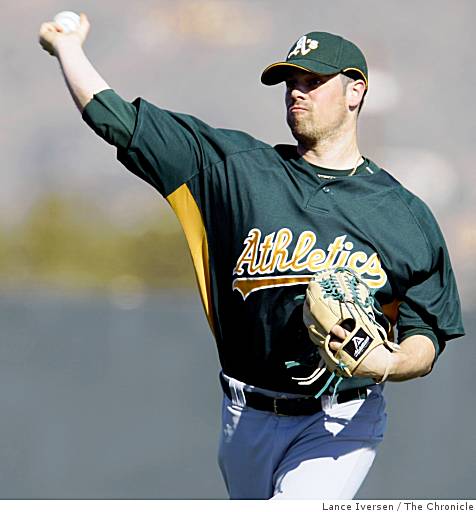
[261,59,340,86]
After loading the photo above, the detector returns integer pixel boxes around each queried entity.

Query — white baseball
[53,11,80,33]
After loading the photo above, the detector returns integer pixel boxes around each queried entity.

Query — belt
[219,373,369,416]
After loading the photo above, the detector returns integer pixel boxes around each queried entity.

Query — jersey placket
[305,178,340,214]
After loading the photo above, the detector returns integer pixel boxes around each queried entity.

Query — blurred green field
[0,194,195,291]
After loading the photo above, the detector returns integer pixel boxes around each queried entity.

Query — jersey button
[323,186,331,193]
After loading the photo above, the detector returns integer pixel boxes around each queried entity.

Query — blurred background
[0,0,474,499]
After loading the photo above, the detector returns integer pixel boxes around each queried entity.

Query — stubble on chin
[287,107,349,150]
[287,112,322,150]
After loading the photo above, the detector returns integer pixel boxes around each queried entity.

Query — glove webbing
[321,267,379,315]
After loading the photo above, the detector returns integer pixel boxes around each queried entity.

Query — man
[39,15,464,499]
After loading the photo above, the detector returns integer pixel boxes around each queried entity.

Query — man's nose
[290,86,306,100]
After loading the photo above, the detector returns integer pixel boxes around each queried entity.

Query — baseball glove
[303,267,399,383]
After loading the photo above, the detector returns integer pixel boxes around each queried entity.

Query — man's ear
[347,79,366,109]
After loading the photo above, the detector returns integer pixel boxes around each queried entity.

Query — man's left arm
[386,334,435,381]
[376,198,464,383]
[329,326,437,382]
[328,199,464,384]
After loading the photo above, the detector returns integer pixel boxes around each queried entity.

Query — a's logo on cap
[288,35,319,59]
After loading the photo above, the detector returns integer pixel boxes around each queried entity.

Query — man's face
[285,69,349,147]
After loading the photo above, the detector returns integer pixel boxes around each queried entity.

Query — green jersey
[83,90,465,394]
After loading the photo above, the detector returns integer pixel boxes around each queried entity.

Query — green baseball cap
[261,31,368,89]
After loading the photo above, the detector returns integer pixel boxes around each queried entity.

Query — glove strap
[313,372,336,399]
[313,361,347,400]
[374,349,392,384]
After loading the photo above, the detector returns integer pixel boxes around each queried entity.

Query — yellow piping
[262,62,368,89]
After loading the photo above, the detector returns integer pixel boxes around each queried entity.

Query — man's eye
[309,78,322,87]
[286,80,296,89]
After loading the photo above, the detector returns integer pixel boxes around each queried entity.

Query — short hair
[340,73,366,114]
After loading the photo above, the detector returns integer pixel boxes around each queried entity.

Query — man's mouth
[289,104,308,113]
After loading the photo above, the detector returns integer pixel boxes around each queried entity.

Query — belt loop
[320,394,331,411]
[227,375,246,408]
[273,397,288,416]
[358,387,369,400]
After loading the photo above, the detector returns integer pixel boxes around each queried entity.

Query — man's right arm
[39,13,110,112]
[40,13,137,150]
[39,15,245,195]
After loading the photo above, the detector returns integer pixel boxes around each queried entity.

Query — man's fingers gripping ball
[39,22,60,56]
[39,12,90,56]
